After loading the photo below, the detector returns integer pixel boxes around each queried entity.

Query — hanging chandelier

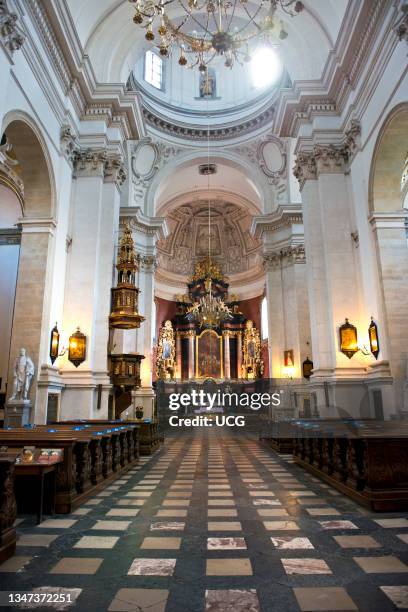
[128,0,304,70]
[186,275,233,327]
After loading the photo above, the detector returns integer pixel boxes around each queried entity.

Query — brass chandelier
[186,275,233,327]
[129,0,304,70]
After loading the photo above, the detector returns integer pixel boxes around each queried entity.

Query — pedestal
[132,387,155,420]
[5,399,32,427]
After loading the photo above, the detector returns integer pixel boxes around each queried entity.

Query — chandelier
[128,0,304,70]
[186,275,233,327]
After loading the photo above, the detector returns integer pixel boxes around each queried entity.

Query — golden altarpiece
[156,259,263,381]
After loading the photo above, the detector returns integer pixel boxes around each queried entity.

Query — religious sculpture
[242,320,264,379]
[10,348,35,401]
[156,320,176,380]
[199,68,216,98]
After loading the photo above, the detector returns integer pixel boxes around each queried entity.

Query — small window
[261,296,268,340]
[144,51,163,90]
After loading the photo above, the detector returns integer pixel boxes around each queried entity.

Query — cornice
[251,205,303,240]
[24,0,145,140]
[142,101,276,142]
[274,0,389,137]
[120,207,168,241]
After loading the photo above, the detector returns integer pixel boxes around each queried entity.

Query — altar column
[188,332,195,379]
[176,332,182,379]
[223,332,231,379]
[237,332,242,379]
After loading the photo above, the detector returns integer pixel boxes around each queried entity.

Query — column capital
[137,254,157,272]
[0,0,25,53]
[263,244,306,269]
[294,120,361,189]
[104,153,127,188]
[69,142,127,188]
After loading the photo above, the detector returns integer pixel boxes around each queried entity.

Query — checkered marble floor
[1,429,408,611]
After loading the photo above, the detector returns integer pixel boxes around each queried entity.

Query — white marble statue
[10,348,35,401]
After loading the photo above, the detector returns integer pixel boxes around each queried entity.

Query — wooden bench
[291,419,408,511]
[0,423,140,513]
[58,419,161,455]
[0,457,17,563]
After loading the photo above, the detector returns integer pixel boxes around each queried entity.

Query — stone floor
[1,429,408,611]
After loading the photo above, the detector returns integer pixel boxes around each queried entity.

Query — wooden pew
[0,423,140,513]
[58,419,161,456]
[290,419,408,511]
[0,457,17,563]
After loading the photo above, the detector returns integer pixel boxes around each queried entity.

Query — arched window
[144,51,163,90]
[261,296,268,340]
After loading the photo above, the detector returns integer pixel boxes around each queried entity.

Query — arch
[369,103,408,212]
[2,111,55,218]
[147,149,267,217]
[0,113,55,414]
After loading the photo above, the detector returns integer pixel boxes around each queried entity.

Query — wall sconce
[368,317,380,359]
[49,323,60,364]
[302,356,313,379]
[339,318,359,359]
[283,349,295,378]
[68,327,87,367]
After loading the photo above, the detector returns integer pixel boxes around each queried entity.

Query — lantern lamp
[49,323,60,364]
[302,356,313,379]
[339,318,358,359]
[68,327,87,367]
[368,317,380,359]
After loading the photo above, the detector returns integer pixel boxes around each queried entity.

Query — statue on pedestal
[10,348,35,401]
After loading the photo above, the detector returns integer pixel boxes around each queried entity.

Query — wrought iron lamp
[302,356,313,379]
[128,0,304,70]
[368,317,380,359]
[339,318,358,359]
[49,323,60,364]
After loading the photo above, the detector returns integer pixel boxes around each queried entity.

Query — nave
[2,430,408,612]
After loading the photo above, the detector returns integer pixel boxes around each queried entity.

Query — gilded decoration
[109,225,145,329]
[242,320,264,379]
[190,257,225,282]
[156,320,176,380]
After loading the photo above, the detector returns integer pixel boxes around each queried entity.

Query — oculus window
[144,51,163,90]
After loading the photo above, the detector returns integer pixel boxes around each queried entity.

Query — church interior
[0,0,408,609]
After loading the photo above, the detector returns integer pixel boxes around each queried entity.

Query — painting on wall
[196,330,222,379]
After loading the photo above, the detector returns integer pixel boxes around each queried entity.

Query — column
[237,332,242,379]
[188,332,195,379]
[133,254,156,420]
[294,143,369,415]
[60,149,125,419]
[223,332,231,379]
[176,332,182,379]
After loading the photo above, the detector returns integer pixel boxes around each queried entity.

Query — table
[14,461,61,524]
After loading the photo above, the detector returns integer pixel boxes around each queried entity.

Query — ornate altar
[156,320,176,380]
[156,259,263,381]
[242,320,264,379]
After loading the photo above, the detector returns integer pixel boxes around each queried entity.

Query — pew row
[290,419,408,512]
[0,423,140,513]
[56,420,161,455]
[0,458,17,563]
